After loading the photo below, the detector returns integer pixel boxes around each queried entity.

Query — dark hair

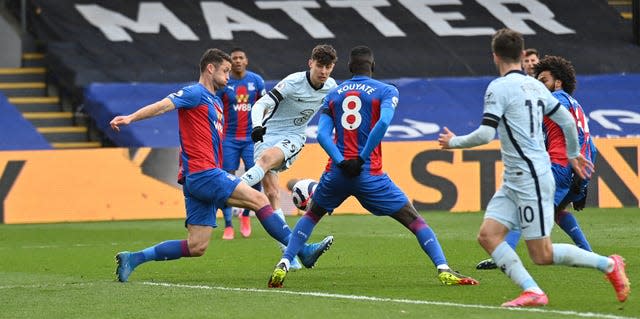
[310,44,337,66]
[348,45,374,74]
[199,48,231,73]
[491,28,524,63]
[524,48,538,57]
[533,55,577,94]
[230,47,245,55]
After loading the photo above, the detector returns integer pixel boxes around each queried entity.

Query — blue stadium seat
[0,92,51,150]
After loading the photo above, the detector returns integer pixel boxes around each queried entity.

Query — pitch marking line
[143,282,635,319]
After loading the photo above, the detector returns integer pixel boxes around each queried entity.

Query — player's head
[230,47,248,77]
[491,28,524,65]
[348,45,375,75]
[522,48,539,76]
[308,44,337,87]
[533,55,577,94]
[199,48,232,90]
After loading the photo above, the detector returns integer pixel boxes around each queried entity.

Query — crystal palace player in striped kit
[216,48,266,240]
[109,49,331,282]
[268,45,478,288]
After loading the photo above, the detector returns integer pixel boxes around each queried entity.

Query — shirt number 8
[341,95,362,130]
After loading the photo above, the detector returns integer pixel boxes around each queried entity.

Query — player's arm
[546,102,594,179]
[317,110,344,163]
[359,87,398,159]
[439,113,497,149]
[250,80,287,142]
[439,84,500,149]
[110,98,175,132]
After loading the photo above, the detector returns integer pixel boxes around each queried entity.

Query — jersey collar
[352,75,371,80]
[306,71,324,90]
[504,69,526,77]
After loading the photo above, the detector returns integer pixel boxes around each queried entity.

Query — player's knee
[264,188,280,202]
[477,231,498,250]
[188,240,209,257]
[529,252,553,265]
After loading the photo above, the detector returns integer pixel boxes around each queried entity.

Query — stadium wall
[0,138,637,224]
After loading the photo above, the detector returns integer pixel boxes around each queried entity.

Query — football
[291,179,318,211]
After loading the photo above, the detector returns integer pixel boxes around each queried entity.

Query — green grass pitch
[0,208,637,319]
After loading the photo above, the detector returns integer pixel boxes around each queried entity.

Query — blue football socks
[409,217,447,267]
[283,211,320,262]
[255,205,291,246]
[222,207,233,228]
[556,210,592,251]
[130,239,191,268]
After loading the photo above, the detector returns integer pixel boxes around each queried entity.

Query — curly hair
[310,44,338,66]
[533,55,576,94]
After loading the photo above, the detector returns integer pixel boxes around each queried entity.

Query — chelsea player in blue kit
[268,46,479,288]
[476,55,597,270]
[439,29,629,307]
[216,48,266,239]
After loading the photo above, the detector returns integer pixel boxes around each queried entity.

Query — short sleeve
[256,75,266,98]
[167,85,201,109]
[383,85,399,110]
[481,82,504,128]
[544,90,563,116]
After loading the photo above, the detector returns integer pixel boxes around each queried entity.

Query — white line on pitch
[142,282,636,319]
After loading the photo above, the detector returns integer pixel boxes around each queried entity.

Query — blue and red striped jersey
[543,90,596,166]
[216,71,265,141]
[168,83,225,182]
[321,75,398,175]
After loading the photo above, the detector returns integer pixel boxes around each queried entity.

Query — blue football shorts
[182,168,241,227]
[222,139,255,172]
[312,170,408,216]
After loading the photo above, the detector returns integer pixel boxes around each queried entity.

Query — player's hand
[569,154,594,180]
[337,157,364,178]
[251,126,267,143]
[110,115,132,132]
[438,127,455,149]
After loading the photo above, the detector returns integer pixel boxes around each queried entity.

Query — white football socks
[492,241,542,293]
[552,243,611,272]
[241,165,265,187]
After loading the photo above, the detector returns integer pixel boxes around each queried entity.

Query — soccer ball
[291,179,318,211]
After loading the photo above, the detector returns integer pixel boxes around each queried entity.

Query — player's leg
[221,140,243,239]
[221,167,236,234]
[269,201,335,288]
[353,174,477,285]
[260,169,305,269]
[115,182,215,282]
[555,208,591,251]
[479,184,547,306]
[389,202,478,285]
[269,172,343,288]
[242,135,302,187]
[241,147,284,186]
[239,142,260,237]
[552,163,592,251]
[476,227,521,270]
[226,181,291,246]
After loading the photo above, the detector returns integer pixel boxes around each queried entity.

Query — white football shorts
[484,170,555,240]
[253,133,306,172]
